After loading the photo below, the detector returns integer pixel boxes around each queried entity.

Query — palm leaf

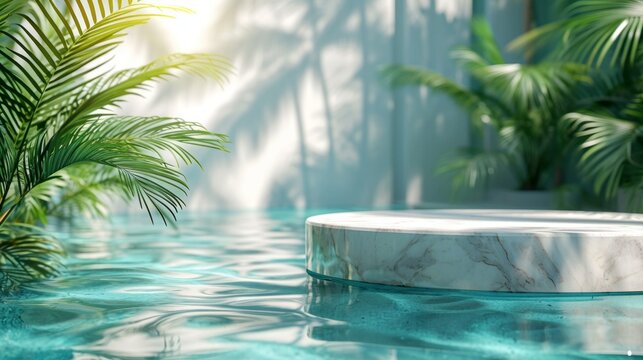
[6,165,122,223]
[470,17,504,65]
[0,1,231,224]
[8,174,66,224]
[381,18,591,191]
[45,53,231,133]
[24,116,228,224]
[0,223,64,290]
[380,64,498,125]
[565,110,642,197]
[436,149,510,192]
[0,0,191,136]
[461,61,589,116]
[45,165,124,220]
[0,0,233,287]
[511,0,643,67]
[0,1,191,207]
[0,0,26,34]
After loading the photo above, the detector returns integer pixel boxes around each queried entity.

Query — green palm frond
[0,0,191,132]
[8,165,122,223]
[0,1,192,198]
[45,165,123,220]
[23,116,227,224]
[0,116,15,184]
[0,224,64,290]
[380,64,497,124]
[565,110,642,197]
[573,66,634,109]
[0,1,232,286]
[8,175,66,224]
[466,62,589,115]
[0,0,26,32]
[512,0,643,67]
[436,149,510,193]
[563,0,643,66]
[8,164,135,223]
[0,1,231,222]
[382,18,593,191]
[470,17,504,65]
[449,17,504,72]
[41,53,231,132]
[623,92,643,118]
[496,122,539,159]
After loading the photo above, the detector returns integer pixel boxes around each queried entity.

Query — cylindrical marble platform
[305,209,643,293]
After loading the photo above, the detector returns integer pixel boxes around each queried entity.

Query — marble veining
[305,210,643,293]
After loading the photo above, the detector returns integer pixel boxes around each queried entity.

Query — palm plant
[382,18,590,193]
[0,0,231,289]
[513,0,643,208]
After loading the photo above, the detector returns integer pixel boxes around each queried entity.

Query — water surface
[1,210,641,359]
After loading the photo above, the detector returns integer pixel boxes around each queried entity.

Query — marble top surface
[306,209,643,235]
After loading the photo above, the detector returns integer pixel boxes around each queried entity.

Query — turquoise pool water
[1,210,641,359]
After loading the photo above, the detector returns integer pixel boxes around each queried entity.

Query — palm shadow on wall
[206,0,392,209]
[124,0,472,210]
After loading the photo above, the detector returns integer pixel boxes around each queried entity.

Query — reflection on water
[307,278,643,358]
[0,210,641,359]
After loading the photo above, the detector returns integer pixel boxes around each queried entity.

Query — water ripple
[0,210,641,359]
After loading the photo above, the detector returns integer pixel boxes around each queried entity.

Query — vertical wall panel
[393,0,473,205]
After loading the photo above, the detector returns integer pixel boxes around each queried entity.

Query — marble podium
[305,209,643,293]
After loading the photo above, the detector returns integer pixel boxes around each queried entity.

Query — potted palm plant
[382,18,591,208]
[0,0,231,290]
[514,0,643,212]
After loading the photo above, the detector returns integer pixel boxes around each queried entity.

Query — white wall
[392,0,472,205]
[112,0,522,211]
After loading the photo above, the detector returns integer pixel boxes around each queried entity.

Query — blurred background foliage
[384,0,643,212]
